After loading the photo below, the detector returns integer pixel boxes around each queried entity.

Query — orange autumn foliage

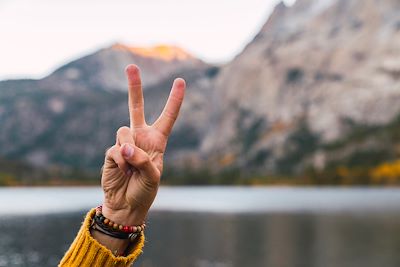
[370,160,400,184]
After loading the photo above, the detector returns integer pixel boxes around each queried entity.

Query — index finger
[125,64,146,127]
[153,78,186,136]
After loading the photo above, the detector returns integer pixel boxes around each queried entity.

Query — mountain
[196,0,400,178]
[0,44,216,172]
[1,0,400,185]
[42,43,205,93]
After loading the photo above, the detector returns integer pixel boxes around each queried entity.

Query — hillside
[0,45,216,174]
[197,0,400,181]
[1,0,400,185]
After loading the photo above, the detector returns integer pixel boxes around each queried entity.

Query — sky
[0,0,296,80]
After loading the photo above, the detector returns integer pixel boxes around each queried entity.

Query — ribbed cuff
[59,208,145,267]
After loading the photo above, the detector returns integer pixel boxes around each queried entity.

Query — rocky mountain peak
[200,0,400,174]
[258,0,339,40]
[40,42,207,93]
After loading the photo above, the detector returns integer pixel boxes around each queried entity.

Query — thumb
[120,143,160,185]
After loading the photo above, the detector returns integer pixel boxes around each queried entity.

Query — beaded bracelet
[91,205,146,241]
[91,220,135,240]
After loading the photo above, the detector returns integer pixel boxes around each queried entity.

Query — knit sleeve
[59,208,145,267]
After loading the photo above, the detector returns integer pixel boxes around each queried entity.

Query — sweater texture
[59,208,144,267]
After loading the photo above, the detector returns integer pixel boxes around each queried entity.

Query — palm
[100,65,185,224]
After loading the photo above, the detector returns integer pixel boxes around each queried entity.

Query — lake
[0,186,400,267]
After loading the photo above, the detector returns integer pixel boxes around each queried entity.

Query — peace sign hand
[100,64,185,227]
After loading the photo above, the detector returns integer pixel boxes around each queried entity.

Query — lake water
[0,186,400,267]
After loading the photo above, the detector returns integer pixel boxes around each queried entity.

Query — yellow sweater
[59,209,144,267]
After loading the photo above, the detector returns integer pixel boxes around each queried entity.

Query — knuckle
[164,110,177,121]
[105,145,117,157]
[117,126,131,137]
[116,160,127,171]
[105,145,119,167]
[136,154,150,168]
[132,103,144,110]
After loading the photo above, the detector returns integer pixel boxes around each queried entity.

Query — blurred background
[1,0,400,266]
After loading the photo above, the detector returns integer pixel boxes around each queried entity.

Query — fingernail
[122,144,134,158]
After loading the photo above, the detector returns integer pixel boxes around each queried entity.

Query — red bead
[130,226,136,233]
[123,226,130,233]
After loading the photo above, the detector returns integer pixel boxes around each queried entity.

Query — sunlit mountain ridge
[111,43,196,62]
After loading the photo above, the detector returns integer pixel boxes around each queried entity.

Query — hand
[101,64,185,226]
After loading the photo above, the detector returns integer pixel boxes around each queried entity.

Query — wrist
[101,205,148,226]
